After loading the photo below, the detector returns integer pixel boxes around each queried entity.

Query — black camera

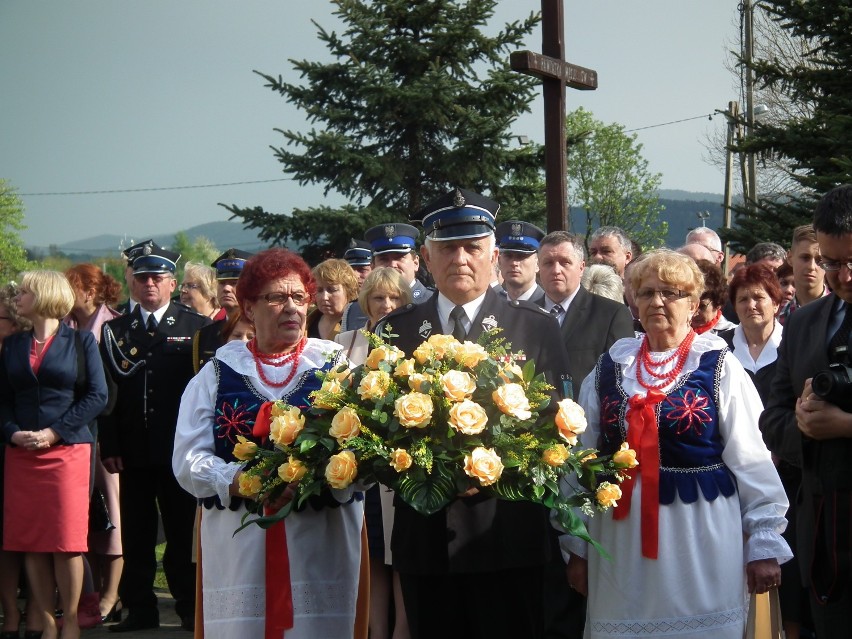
[812,363,852,412]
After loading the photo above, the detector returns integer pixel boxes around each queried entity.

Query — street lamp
[696,211,711,227]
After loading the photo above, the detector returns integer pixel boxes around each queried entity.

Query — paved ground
[2,590,191,639]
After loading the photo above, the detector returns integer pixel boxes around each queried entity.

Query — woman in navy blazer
[0,270,108,639]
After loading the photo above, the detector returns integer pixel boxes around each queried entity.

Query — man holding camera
[761,184,852,638]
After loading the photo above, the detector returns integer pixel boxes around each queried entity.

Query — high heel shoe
[101,602,122,624]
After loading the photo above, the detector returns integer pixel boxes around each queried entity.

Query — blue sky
[0,1,740,248]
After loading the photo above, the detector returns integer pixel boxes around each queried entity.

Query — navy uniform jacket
[760,293,852,601]
[99,302,211,467]
[533,286,634,399]
[1,324,108,445]
[192,319,226,374]
[375,286,570,575]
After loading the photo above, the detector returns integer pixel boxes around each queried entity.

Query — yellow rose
[278,456,308,483]
[441,370,476,402]
[596,481,622,509]
[232,435,258,461]
[542,444,570,467]
[313,377,345,409]
[358,370,391,401]
[325,450,358,489]
[393,357,416,378]
[269,406,305,446]
[407,372,433,393]
[555,398,587,446]
[581,451,598,462]
[237,472,262,497]
[427,333,458,359]
[329,406,362,443]
[613,442,639,468]
[366,344,403,370]
[463,447,504,486]
[448,400,488,435]
[452,341,489,368]
[498,361,524,384]
[492,383,532,420]
[269,401,289,417]
[390,448,413,472]
[325,366,353,383]
[412,342,434,365]
[394,392,434,428]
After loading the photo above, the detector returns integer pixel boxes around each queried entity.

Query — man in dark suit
[191,248,252,373]
[99,241,211,632]
[761,184,852,638]
[495,220,545,302]
[535,231,635,400]
[375,188,570,639]
[531,230,634,639]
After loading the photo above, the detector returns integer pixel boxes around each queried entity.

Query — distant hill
[45,191,730,260]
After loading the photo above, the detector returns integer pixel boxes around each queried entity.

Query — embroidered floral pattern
[664,389,711,436]
[215,398,258,444]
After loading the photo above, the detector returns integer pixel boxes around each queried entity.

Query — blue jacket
[0,323,108,445]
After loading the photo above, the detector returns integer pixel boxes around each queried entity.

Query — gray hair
[589,226,632,253]
[685,227,722,252]
[746,242,787,265]
[581,264,624,303]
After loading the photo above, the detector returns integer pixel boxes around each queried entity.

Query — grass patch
[155,542,168,589]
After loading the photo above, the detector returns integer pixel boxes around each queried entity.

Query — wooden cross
[511,0,597,232]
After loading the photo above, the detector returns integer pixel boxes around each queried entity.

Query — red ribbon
[253,401,275,440]
[265,513,293,638]
[614,390,666,559]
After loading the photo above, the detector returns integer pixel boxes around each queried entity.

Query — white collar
[436,291,487,334]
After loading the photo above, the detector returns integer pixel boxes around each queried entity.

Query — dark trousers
[118,465,197,617]
[542,530,585,638]
[399,566,544,639]
[811,585,852,639]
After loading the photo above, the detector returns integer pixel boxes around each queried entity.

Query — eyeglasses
[260,292,311,307]
[635,287,690,303]
[818,259,852,272]
[179,283,201,291]
[134,274,171,284]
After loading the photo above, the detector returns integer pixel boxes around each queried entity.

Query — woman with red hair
[173,248,366,638]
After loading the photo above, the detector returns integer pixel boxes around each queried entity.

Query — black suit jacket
[99,302,211,467]
[1,324,108,444]
[534,286,635,399]
[760,293,852,599]
[375,287,571,575]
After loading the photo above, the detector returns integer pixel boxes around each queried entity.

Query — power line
[20,177,293,197]
[624,113,717,133]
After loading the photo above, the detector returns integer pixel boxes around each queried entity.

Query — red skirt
[3,444,91,552]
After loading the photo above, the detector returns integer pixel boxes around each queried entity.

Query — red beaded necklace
[636,330,696,391]
[248,336,307,388]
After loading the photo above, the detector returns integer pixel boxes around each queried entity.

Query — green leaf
[396,468,456,517]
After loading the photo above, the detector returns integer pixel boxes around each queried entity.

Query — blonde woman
[307,259,359,341]
[180,262,223,320]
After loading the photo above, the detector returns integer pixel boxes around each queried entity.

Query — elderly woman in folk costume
[173,248,367,639]
[562,250,792,639]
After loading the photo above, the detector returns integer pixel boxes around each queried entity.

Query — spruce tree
[223,0,541,263]
[724,0,852,253]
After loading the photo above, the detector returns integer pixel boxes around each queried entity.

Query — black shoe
[108,609,159,633]
[180,615,195,632]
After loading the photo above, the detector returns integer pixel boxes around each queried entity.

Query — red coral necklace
[636,330,696,391]
[248,336,306,388]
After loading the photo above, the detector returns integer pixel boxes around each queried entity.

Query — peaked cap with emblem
[495,220,545,254]
[131,240,180,275]
[364,223,421,256]
[121,240,151,265]
[343,239,373,267]
[413,187,499,241]
[211,248,253,280]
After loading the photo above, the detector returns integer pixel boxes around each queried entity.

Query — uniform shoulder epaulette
[511,299,551,315]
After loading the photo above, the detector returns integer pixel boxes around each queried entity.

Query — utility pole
[717,100,740,276]
[743,0,758,211]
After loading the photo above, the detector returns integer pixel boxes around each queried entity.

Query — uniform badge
[453,188,466,207]
[385,225,396,238]
[511,222,522,237]
[121,361,129,370]
[118,339,124,347]
[413,288,422,299]
[481,315,498,331]
[130,347,137,356]
[131,319,139,330]
[166,315,175,325]
[418,319,432,339]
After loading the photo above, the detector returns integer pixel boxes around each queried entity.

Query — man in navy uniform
[365,222,433,303]
[340,239,373,331]
[191,248,252,372]
[115,241,149,315]
[495,220,545,301]
[376,188,570,638]
[99,241,211,632]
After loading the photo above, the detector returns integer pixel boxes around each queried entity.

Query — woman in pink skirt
[1,271,108,639]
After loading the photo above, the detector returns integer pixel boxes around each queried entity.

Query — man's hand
[565,553,588,597]
[102,456,124,474]
[746,558,781,594]
[796,378,852,440]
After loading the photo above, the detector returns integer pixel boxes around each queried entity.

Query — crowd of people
[2,184,852,638]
